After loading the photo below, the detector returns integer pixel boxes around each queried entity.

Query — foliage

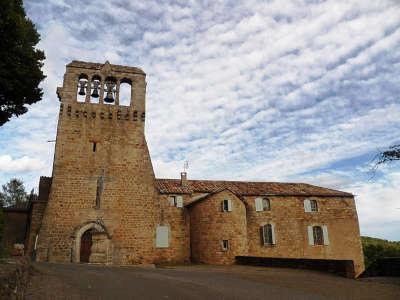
[0,202,3,257]
[362,236,400,269]
[372,144,400,172]
[0,0,45,126]
[0,178,27,207]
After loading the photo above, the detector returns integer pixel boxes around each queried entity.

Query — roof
[155,179,352,197]
[2,201,30,212]
[67,60,145,75]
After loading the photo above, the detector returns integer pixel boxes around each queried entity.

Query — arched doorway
[80,230,93,263]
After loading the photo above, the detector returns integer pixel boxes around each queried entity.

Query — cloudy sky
[1,0,399,240]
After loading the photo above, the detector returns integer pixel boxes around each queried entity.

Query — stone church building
[10,61,364,276]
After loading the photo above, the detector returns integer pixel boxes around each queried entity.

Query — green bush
[362,236,400,269]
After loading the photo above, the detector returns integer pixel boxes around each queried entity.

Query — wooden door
[80,230,93,263]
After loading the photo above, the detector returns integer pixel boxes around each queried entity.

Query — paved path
[26,263,400,300]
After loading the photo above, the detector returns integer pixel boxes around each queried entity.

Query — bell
[104,90,114,103]
[78,80,86,96]
[91,81,100,98]
[103,82,115,103]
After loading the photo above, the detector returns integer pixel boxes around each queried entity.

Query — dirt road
[26,263,400,300]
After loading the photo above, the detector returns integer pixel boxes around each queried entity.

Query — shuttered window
[260,223,276,245]
[308,225,329,246]
[169,195,183,208]
[255,197,270,211]
[304,199,318,212]
[222,199,232,212]
[156,226,169,248]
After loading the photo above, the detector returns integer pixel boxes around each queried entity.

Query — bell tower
[36,61,159,264]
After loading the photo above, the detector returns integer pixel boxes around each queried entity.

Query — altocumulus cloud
[0,0,399,239]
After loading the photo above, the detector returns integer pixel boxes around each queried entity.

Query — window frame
[310,199,318,212]
[222,199,232,212]
[261,223,276,246]
[313,226,324,245]
[222,240,229,251]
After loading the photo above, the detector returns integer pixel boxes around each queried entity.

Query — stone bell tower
[36,61,159,264]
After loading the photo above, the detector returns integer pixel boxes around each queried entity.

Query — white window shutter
[271,223,276,245]
[156,226,169,248]
[255,198,262,212]
[322,225,330,245]
[227,199,233,211]
[304,199,311,212]
[307,226,314,245]
[176,196,183,208]
[169,196,175,206]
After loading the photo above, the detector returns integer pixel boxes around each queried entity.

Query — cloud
[0,155,46,173]
[0,0,398,239]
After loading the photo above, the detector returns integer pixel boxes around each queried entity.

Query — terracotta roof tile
[155,179,352,197]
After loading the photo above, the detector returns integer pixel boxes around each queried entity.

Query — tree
[0,0,45,126]
[0,178,27,207]
[370,144,400,174]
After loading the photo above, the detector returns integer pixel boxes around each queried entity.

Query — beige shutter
[307,226,314,245]
[322,225,330,245]
[156,226,169,248]
[176,196,183,208]
[221,200,225,212]
[255,198,263,212]
[304,199,311,212]
[271,223,276,245]
[227,199,233,211]
[169,196,175,206]
[260,226,265,245]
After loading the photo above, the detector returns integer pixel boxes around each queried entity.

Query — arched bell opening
[103,76,117,105]
[90,75,101,104]
[77,74,88,102]
[119,78,132,106]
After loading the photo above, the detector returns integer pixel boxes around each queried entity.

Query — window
[222,199,232,212]
[222,240,229,251]
[169,195,183,208]
[156,226,169,248]
[304,199,318,212]
[313,226,323,245]
[92,142,97,152]
[260,224,276,245]
[310,200,318,212]
[255,197,270,211]
[307,225,329,246]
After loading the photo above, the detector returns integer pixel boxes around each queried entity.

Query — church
[13,61,364,277]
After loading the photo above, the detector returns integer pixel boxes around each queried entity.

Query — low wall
[0,258,31,299]
[364,257,400,277]
[235,256,355,278]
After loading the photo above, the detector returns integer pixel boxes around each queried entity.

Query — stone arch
[71,221,112,264]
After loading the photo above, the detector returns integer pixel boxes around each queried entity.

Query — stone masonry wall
[189,190,248,264]
[244,195,365,277]
[153,194,190,264]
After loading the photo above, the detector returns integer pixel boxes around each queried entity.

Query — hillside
[361,236,400,269]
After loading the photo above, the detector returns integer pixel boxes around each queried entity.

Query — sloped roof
[155,179,352,197]
[2,201,30,212]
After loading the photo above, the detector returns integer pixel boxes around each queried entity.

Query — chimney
[180,172,187,186]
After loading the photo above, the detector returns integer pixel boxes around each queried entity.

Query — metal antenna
[183,161,189,172]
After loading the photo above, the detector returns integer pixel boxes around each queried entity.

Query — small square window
[222,240,229,251]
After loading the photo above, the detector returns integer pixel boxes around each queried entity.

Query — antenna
[183,161,189,172]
